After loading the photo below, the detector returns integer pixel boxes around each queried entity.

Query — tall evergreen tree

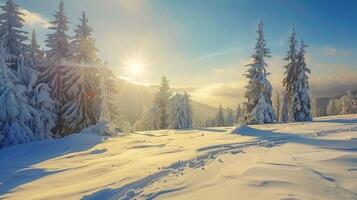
[41,1,70,136]
[216,104,225,126]
[62,11,99,134]
[283,30,312,122]
[243,21,275,124]
[340,90,354,114]
[45,0,69,61]
[29,29,44,66]
[42,0,70,106]
[168,93,193,129]
[225,107,235,126]
[327,99,338,116]
[68,12,99,64]
[283,29,298,122]
[153,76,171,129]
[0,39,36,147]
[96,64,120,126]
[295,39,312,121]
[0,0,28,63]
[30,83,57,139]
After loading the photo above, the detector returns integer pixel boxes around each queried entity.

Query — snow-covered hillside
[1,115,357,200]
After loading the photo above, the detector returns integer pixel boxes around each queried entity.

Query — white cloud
[21,8,50,28]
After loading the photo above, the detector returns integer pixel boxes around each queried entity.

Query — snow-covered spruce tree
[30,83,57,139]
[0,40,37,147]
[216,104,225,126]
[41,1,70,135]
[0,0,28,67]
[182,93,193,128]
[148,105,161,130]
[152,76,171,129]
[62,11,100,134]
[0,0,37,88]
[134,107,150,131]
[340,90,354,115]
[42,0,70,106]
[283,29,299,122]
[168,93,183,128]
[294,39,312,121]
[225,107,235,126]
[243,21,275,124]
[0,0,37,89]
[327,99,338,116]
[29,29,44,67]
[168,93,193,129]
[283,29,312,122]
[96,64,120,127]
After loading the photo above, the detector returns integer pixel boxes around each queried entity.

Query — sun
[128,62,143,76]
[120,50,151,84]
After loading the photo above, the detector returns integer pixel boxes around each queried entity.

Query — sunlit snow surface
[1,115,357,200]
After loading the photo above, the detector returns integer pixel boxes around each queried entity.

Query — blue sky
[11,0,357,106]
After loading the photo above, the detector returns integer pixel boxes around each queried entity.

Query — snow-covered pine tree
[283,29,313,122]
[41,1,70,136]
[148,105,161,130]
[326,99,336,116]
[30,83,57,139]
[225,107,235,126]
[62,11,99,134]
[153,76,171,129]
[279,92,288,122]
[168,93,183,128]
[68,11,99,64]
[183,93,193,128]
[0,40,37,148]
[134,107,150,131]
[283,29,298,122]
[29,29,44,67]
[216,104,225,126]
[168,93,193,129]
[0,0,36,89]
[294,39,312,121]
[42,0,70,106]
[0,0,28,67]
[243,21,275,124]
[340,90,354,114]
[96,64,120,127]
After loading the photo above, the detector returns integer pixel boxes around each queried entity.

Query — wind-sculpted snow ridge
[83,121,357,200]
[82,128,288,200]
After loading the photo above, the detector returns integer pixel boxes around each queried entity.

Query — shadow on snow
[0,134,104,195]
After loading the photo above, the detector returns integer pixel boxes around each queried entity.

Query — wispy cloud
[21,8,50,29]
[196,48,239,61]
